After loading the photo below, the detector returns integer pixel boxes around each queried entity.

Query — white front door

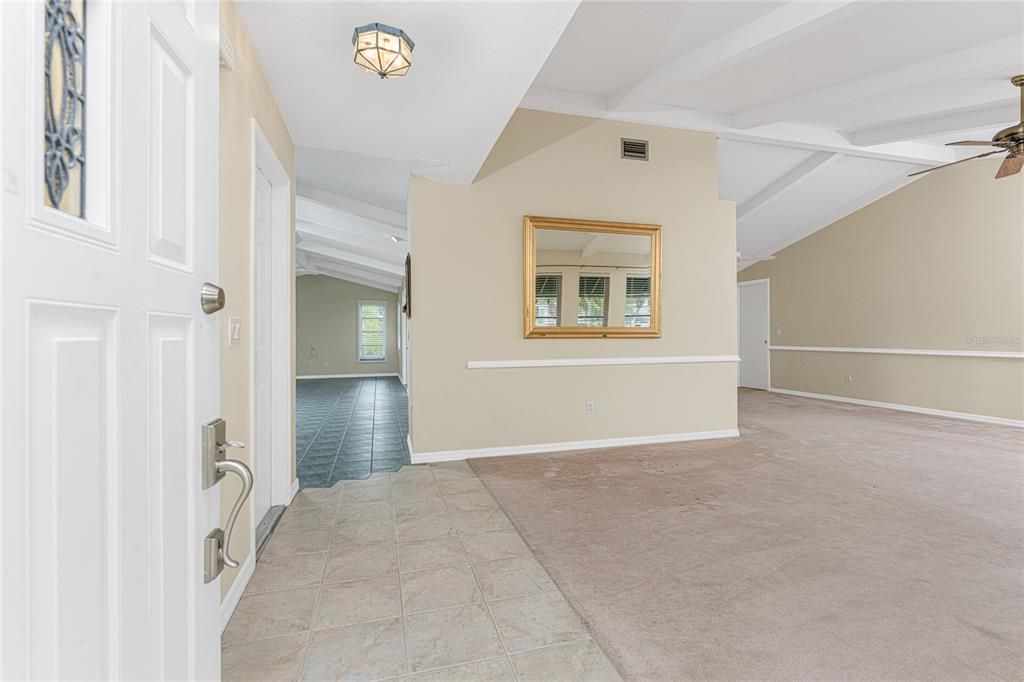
[253,168,273,526]
[1,1,222,679]
[738,280,770,390]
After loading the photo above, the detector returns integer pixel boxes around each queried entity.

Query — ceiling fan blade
[946,141,1001,147]
[908,150,1006,177]
[995,156,1024,179]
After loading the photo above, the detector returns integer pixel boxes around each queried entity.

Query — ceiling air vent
[621,138,649,161]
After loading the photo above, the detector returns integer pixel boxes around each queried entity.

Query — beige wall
[296,275,401,377]
[408,110,737,453]
[739,159,1024,421]
[219,0,296,598]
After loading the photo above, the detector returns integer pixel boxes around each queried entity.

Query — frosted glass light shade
[352,23,414,79]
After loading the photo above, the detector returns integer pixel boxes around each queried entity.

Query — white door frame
[737,278,771,390]
[249,119,294,529]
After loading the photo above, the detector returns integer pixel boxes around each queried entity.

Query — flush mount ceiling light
[352,23,414,79]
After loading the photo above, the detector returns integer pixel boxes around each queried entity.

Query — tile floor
[296,377,410,488]
[222,462,620,681]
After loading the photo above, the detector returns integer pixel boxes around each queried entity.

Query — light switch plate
[228,316,241,346]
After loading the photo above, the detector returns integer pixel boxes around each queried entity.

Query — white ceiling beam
[746,166,926,260]
[847,99,1020,147]
[303,257,402,292]
[581,235,608,258]
[296,242,405,277]
[296,220,406,264]
[732,37,1024,129]
[737,152,843,223]
[522,87,955,166]
[296,180,407,230]
[297,195,407,243]
[608,0,871,112]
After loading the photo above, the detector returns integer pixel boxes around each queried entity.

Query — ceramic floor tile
[301,617,406,681]
[314,575,402,630]
[395,494,448,517]
[222,587,318,645]
[332,516,396,548]
[276,507,337,532]
[510,639,621,681]
[397,510,457,543]
[409,657,515,681]
[222,632,308,682]
[246,552,328,595]
[323,542,398,584]
[404,604,504,673]
[443,491,499,512]
[488,591,589,653]
[398,537,469,573]
[336,499,394,525]
[460,530,530,564]
[262,528,333,560]
[400,565,483,613]
[449,508,513,535]
[473,556,556,601]
[435,477,488,496]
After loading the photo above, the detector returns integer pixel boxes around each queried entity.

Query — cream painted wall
[219,0,296,598]
[739,159,1024,421]
[408,110,737,453]
[296,275,400,377]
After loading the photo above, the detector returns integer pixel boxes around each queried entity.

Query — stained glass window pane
[44,0,87,218]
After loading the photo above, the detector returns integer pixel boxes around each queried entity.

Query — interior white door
[253,168,273,526]
[738,281,770,390]
[1,2,222,679]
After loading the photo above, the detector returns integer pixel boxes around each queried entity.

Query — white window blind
[358,301,386,361]
[535,274,561,327]
[624,276,652,327]
[577,275,609,327]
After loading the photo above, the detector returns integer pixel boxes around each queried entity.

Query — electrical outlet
[585,400,595,415]
[844,372,853,383]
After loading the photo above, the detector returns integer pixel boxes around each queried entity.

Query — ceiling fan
[909,75,1024,179]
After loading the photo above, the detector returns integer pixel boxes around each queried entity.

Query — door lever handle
[215,456,252,569]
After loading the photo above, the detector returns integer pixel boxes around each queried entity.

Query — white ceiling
[241,0,1024,284]
[237,1,579,287]
[527,0,1024,267]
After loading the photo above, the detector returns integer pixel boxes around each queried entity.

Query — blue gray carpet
[295,376,409,488]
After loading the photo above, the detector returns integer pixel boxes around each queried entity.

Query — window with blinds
[358,301,387,361]
[577,275,609,327]
[535,274,561,327]
[624,276,652,327]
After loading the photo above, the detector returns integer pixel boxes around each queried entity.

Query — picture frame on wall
[402,253,411,317]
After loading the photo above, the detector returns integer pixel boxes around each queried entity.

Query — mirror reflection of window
[577,276,609,327]
[535,274,561,327]
[624,276,652,327]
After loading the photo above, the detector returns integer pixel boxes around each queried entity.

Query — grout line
[295,383,347,467]
[388,473,412,677]
[439,466,521,682]
[296,485,343,679]
[324,380,365,485]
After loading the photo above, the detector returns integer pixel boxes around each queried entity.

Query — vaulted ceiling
[239,0,1023,285]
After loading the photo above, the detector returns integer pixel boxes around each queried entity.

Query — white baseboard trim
[769,345,1024,359]
[409,428,741,463]
[297,372,399,380]
[220,551,256,633]
[467,355,740,369]
[769,388,1024,428]
[290,477,300,503]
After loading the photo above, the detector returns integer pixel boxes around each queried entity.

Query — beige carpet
[469,390,1024,680]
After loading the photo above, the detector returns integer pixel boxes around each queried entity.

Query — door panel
[1,2,221,679]
[738,282,770,390]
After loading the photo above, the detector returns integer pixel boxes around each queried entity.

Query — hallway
[296,377,410,487]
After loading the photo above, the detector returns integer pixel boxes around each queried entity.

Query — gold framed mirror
[523,216,662,338]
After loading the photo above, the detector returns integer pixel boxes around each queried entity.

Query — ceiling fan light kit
[910,75,1024,180]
